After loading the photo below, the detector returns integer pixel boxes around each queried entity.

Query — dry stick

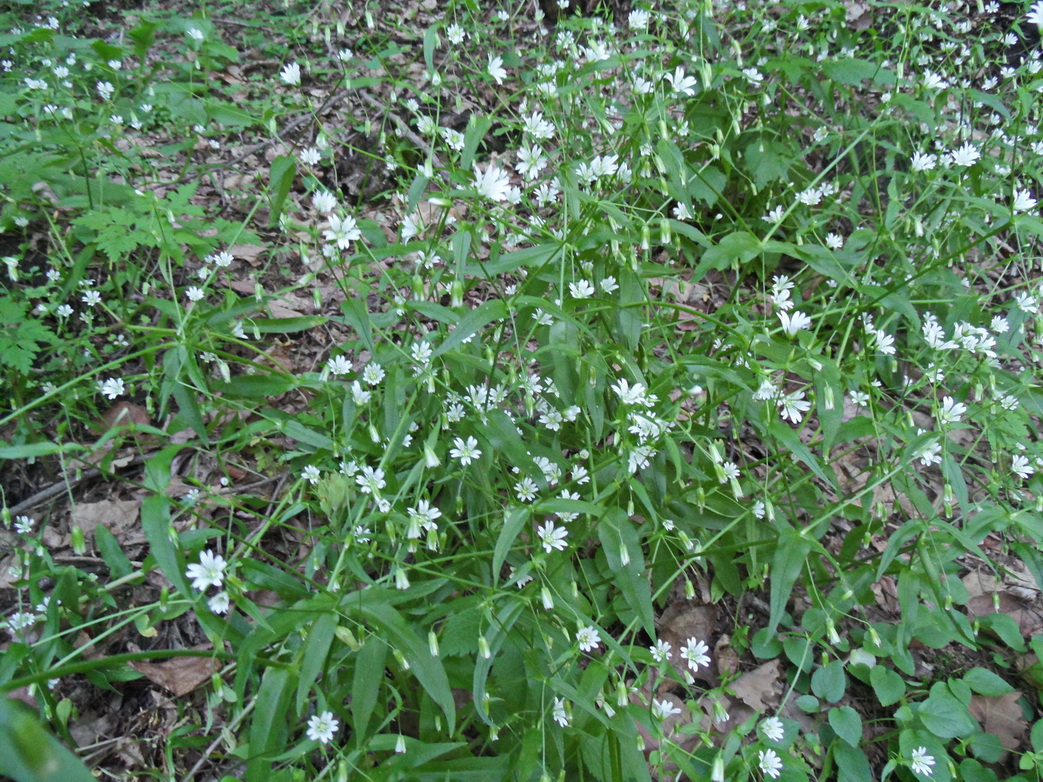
[8,454,149,517]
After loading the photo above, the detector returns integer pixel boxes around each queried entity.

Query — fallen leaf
[969,691,1028,758]
[967,592,1043,637]
[730,659,783,712]
[71,499,145,549]
[99,402,151,430]
[129,651,218,697]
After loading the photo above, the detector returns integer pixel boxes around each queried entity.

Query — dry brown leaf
[71,499,145,549]
[730,659,783,712]
[99,402,151,430]
[968,691,1027,757]
[967,593,1043,638]
[129,651,218,697]
[230,243,267,266]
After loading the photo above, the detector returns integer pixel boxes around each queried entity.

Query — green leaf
[828,705,862,746]
[0,441,84,460]
[296,613,336,713]
[250,316,327,334]
[432,299,507,357]
[94,524,133,580]
[140,496,188,594]
[351,637,387,744]
[338,296,375,352]
[822,58,895,87]
[834,742,873,782]
[963,668,1014,697]
[267,155,296,227]
[358,601,455,732]
[0,698,96,782]
[812,660,847,703]
[918,693,978,739]
[597,508,654,636]
[767,526,811,636]
[870,666,906,707]
[246,667,294,782]
[493,508,530,585]
[128,21,159,60]
[692,231,761,281]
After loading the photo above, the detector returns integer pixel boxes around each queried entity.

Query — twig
[8,454,148,517]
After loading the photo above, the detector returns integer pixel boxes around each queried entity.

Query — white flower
[473,163,513,202]
[778,390,811,423]
[759,748,783,779]
[537,521,568,553]
[302,465,321,484]
[665,66,697,95]
[323,214,361,249]
[600,276,619,294]
[356,465,386,495]
[552,697,570,727]
[778,310,812,336]
[611,378,655,407]
[652,698,683,720]
[576,625,601,652]
[449,435,482,466]
[949,142,980,167]
[208,591,230,614]
[100,377,125,400]
[186,27,205,41]
[910,746,935,777]
[938,395,967,425]
[825,232,843,250]
[760,716,784,742]
[326,355,352,376]
[650,639,673,663]
[515,477,538,502]
[1028,0,1043,27]
[96,81,114,100]
[186,549,227,591]
[14,516,33,534]
[186,286,205,302]
[1011,454,1035,480]
[569,279,595,299]
[306,711,339,744]
[312,190,338,213]
[679,637,710,671]
[910,151,937,172]
[487,55,507,85]
[874,329,896,355]
[1013,189,1038,213]
[280,62,302,86]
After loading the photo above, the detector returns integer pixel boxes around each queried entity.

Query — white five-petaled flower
[552,697,570,727]
[576,625,601,652]
[679,637,710,671]
[652,698,683,720]
[759,748,783,779]
[279,62,302,86]
[208,592,230,614]
[937,395,967,425]
[487,55,507,85]
[306,710,339,744]
[949,142,980,167]
[449,435,482,466]
[760,716,784,742]
[665,66,697,95]
[186,549,227,592]
[910,151,937,172]
[649,639,673,663]
[537,521,568,553]
[473,163,513,202]
[778,310,812,336]
[100,377,125,400]
[323,214,361,249]
[1011,453,1035,480]
[1013,188,1038,213]
[1028,0,1043,27]
[910,746,935,777]
[778,390,812,423]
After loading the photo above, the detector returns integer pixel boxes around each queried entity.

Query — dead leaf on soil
[129,649,218,697]
[967,592,1043,637]
[71,499,145,550]
[99,402,151,431]
[968,691,1028,758]
[730,659,783,712]
[230,243,267,267]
